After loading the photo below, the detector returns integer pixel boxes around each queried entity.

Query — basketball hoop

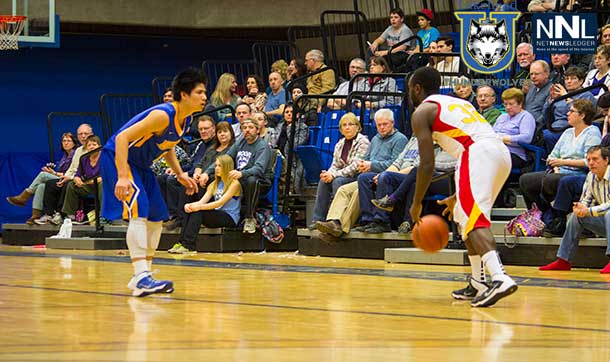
[0,16,27,50]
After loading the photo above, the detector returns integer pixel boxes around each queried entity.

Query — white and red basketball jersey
[422,94,498,159]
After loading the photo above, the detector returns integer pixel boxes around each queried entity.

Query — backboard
[0,0,58,48]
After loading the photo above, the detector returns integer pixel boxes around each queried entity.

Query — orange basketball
[412,215,449,253]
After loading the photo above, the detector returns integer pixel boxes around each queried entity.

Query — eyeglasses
[568,108,580,114]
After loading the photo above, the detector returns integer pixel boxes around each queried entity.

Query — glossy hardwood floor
[1,244,610,361]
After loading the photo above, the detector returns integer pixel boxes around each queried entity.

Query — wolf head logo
[466,20,509,67]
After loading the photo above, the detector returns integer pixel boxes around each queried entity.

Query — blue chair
[511,142,547,175]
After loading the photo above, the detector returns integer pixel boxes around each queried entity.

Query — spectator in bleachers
[515,43,535,90]
[315,109,408,236]
[425,41,439,67]
[496,0,519,10]
[243,75,267,112]
[525,60,552,123]
[414,8,439,53]
[543,66,596,152]
[582,45,610,98]
[327,58,367,110]
[368,7,415,70]
[493,88,536,170]
[519,99,601,212]
[435,36,460,93]
[451,77,476,105]
[232,103,252,140]
[255,111,279,148]
[539,146,610,272]
[35,123,94,225]
[203,117,272,233]
[271,59,289,83]
[287,58,307,82]
[309,113,370,229]
[305,49,336,95]
[327,136,454,237]
[151,146,191,177]
[264,71,287,117]
[162,116,216,231]
[549,54,571,85]
[7,132,78,225]
[276,102,309,194]
[528,0,558,11]
[162,88,173,103]
[476,86,502,125]
[210,73,241,121]
[291,84,318,125]
[60,135,102,225]
[357,56,399,109]
[170,155,243,254]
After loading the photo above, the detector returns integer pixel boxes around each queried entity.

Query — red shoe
[600,261,610,274]
[539,258,571,271]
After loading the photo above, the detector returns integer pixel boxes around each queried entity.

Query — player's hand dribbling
[177,172,198,195]
[437,194,456,221]
[410,203,423,225]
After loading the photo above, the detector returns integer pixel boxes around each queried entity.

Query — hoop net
[0,16,27,50]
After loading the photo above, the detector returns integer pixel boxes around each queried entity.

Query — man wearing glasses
[476,86,502,126]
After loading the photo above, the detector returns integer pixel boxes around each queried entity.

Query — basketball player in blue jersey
[408,67,518,308]
[100,68,205,297]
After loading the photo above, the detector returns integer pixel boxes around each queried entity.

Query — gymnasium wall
[0,34,255,226]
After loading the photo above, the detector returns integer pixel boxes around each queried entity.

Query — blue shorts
[100,149,169,222]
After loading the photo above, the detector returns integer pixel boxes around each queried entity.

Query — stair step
[385,248,469,265]
[45,237,126,250]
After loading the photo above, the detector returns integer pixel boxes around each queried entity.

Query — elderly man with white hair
[305,49,336,95]
[315,108,407,240]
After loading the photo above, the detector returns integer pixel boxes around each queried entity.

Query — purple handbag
[505,203,546,237]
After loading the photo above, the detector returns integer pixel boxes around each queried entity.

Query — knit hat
[416,8,434,22]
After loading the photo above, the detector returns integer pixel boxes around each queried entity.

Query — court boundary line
[1,250,609,291]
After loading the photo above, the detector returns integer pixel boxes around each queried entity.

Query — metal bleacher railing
[251,41,295,82]
[151,76,174,104]
[47,112,104,163]
[201,59,262,94]
[99,93,154,141]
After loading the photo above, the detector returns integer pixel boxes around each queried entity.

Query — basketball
[412,215,449,253]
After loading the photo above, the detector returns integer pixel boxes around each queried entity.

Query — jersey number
[448,103,488,124]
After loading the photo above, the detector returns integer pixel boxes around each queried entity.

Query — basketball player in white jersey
[408,67,518,308]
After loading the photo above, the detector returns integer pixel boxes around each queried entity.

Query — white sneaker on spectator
[243,218,256,234]
[34,215,52,225]
[50,212,63,225]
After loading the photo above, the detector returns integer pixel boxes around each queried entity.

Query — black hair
[171,67,207,101]
[436,35,454,48]
[246,74,265,94]
[410,66,441,95]
[390,7,405,18]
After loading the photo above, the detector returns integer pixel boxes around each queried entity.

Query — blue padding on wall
[0,152,50,230]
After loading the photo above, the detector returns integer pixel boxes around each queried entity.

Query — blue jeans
[553,175,587,213]
[312,176,356,222]
[557,212,610,262]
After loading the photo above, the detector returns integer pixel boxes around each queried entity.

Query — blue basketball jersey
[103,102,193,169]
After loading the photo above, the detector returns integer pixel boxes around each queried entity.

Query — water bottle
[60,218,73,238]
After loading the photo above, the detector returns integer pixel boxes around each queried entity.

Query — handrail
[320,9,370,67]
[46,112,102,163]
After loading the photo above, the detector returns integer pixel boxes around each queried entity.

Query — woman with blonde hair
[210,73,241,120]
[171,155,242,254]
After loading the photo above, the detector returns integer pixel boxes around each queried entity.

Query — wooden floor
[1,244,610,361]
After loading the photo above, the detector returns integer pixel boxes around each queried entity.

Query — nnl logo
[533,13,597,54]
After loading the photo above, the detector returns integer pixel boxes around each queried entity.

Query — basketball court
[1,244,609,361]
[2,1,610,361]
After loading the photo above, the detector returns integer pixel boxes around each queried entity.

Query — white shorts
[453,139,511,239]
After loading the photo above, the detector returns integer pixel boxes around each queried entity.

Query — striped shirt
[581,167,610,216]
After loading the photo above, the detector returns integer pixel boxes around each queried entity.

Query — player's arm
[114,110,169,201]
[410,103,438,224]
